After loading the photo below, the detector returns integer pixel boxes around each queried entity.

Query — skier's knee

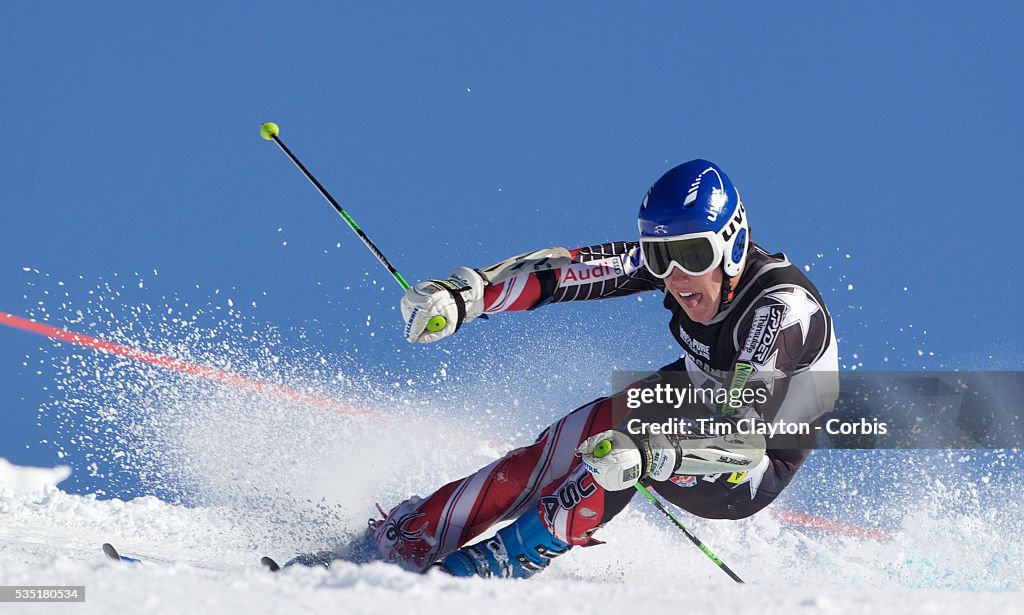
[717,494,775,520]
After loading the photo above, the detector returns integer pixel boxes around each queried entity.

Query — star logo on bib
[749,348,784,394]
[765,288,820,344]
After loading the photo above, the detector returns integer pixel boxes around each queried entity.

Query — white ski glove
[401,266,485,343]
[578,428,767,492]
[577,430,680,491]
[577,430,645,491]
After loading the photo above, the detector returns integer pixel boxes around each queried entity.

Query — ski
[102,543,142,564]
[105,542,281,572]
[259,520,380,572]
[260,551,345,572]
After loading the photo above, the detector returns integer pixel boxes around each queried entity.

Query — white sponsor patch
[559,257,624,287]
[740,304,784,362]
[678,326,712,360]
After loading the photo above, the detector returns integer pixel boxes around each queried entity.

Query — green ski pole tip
[426,315,447,332]
[594,439,612,458]
[260,122,280,140]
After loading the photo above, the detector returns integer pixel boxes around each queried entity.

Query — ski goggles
[640,232,723,278]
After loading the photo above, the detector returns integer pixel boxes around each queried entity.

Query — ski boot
[437,511,570,579]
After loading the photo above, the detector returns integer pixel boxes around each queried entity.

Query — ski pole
[591,438,745,583]
[633,483,745,583]
[259,122,447,333]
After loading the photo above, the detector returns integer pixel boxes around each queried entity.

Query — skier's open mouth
[677,291,702,309]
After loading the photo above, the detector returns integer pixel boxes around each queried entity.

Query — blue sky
[2,2,1022,492]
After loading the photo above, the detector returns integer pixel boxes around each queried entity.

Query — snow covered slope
[1,456,1020,615]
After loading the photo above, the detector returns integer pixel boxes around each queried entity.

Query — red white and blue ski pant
[373,367,810,572]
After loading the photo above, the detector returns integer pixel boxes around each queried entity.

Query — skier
[329,160,838,578]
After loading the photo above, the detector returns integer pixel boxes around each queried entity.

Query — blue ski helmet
[638,159,749,278]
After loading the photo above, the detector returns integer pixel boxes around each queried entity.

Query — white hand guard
[577,430,644,491]
[661,431,766,476]
[401,266,485,343]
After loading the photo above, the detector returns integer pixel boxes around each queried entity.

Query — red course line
[0,310,362,416]
[769,509,892,542]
